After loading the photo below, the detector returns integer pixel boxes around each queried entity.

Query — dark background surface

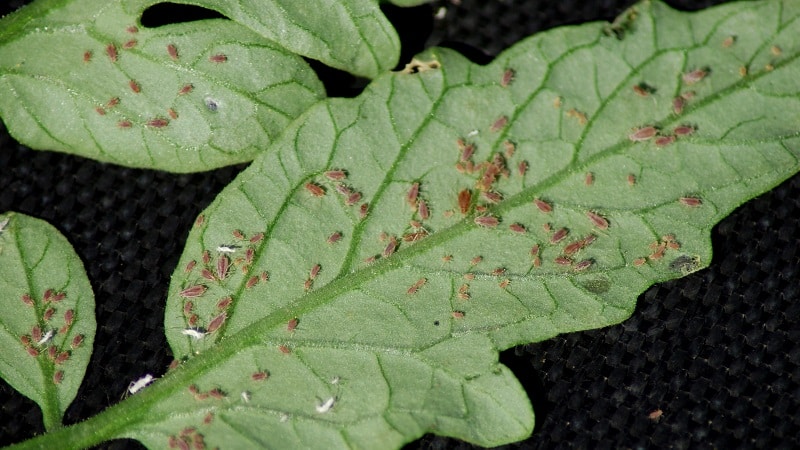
[1,0,798,449]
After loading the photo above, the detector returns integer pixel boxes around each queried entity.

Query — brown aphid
[574,259,593,272]
[451,311,465,319]
[216,297,232,310]
[679,196,702,207]
[327,231,342,245]
[21,293,34,307]
[475,215,499,228]
[673,125,695,136]
[207,312,226,333]
[509,223,526,234]
[633,257,647,267]
[71,334,84,349]
[533,198,552,213]
[106,43,117,62]
[627,174,636,186]
[250,232,264,244]
[203,413,214,425]
[358,203,369,220]
[550,227,569,244]
[463,273,475,281]
[503,140,516,158]
[178,84,193,95]
[346,191,362,206]
[183,301,194,316]
[123,39,137,49]
[95,106,106,116]
[563,240,584,256]
[179,285,206,298]
[722,35,736,48]
[304,182,325,197]
[470,255,483,266]
[304,278,313,291]
[458,189,472,215]
[566,108,587,125]
[501,68,515,87]
[52,291,65,303]
[407,182,420,208]
[654,135,675,147]
[383,236,398,258]
[167,108,178,120]
[324,170,347,181]
[245,276,259,289]
[649,243,667,260]
[490,115,508,132]
[27,347,39,357]
[682,68,708,85]
[251,371,269,381]
[209,53,227,63]
[491,267,506,276]
[442,255,453,264]
[260,271,269,282]
[188,314,198,326]
[53,370,64,385]
[672,96,685,115]
[530,244,540,257]
[648,409,663,421]
[310,264,321,280]
[632,83,654,97]
[402,230,428,242]
[586,211,609,230]
[216,255,230,280]
[481,191,503,204]
[459,143,475,162]
[278,345,291,354]
[335,183,351,196]
[43,289,54,303]
[147,118,169,128]
[458,292,471,300]
[417,200,430,220]
[287,318,299,332]
[208,388,226,400]
[407,278,427,295]
[47,346,57,359]
[628,126,657,141]
[554,256,573,266]
[200,269,215,281]
[54,351,70,365]
[543,222,552,233]
[518,161,528,176]
[63,309,74,326]
[126,25,138,34]
[585,172,594,186]
[771,45,782,56]
[553,96,563,108]
[739,66,748,77]
[117,120,132,129]
[106,97,120,109]
[83,51,92,63]
[167,44,179,60]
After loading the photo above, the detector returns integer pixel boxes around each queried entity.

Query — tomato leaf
[0,212,95,431]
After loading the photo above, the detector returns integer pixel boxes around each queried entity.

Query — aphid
[245,247,255,264]
[533,198,552,213]
[217,245,239,253]
[53,370,64,385]
[54,351,70,365]
[633,257,647,267]
[481,191,503,204]
[26,347,39,357]
[324,170,347,181]
[442,255,453,264]
[583,234,597,246]
[207,312,226,332]
[550,227,569,244]
[183,299,195,316]
[463,273,475,281]
[553,96,562,108]
[682,68,708,85]
[209,54,228,63]
[407,278,427,295]
[542,223,552,232]
[178,84,193,95]
[106,44,117,62]
[203,413,214,425]
[200,268,215,281]
[501,68,515,87]
[335,183,352,196]
[407,182,420,208]
[474,215,499,228]
[563,240,584,256]
[627,174,636,186]
[71,334,84,349]
[458,189,472,215]
[167,44,179,60]
[188,314,198,326]
[451,311,465,319]
[208,388,226,400]
[648,409,663,421]
[47,346,58,360]
[63,309,74,326]
[327,231,342,245]
[126,25,138,34]
[128,374,155,395]
[123,39,137,49]
[490,115,508,132]
[43,289,54,302]
[167,108,178,120]
[491,267,506,276]
[499,279,511,289]
[530,245,540,257]
[146,118,169,128]
[574,259,593,271]
[181,328,207,339]
[502,140,516,158]
[250,232,264,244]
[417,200,430,220]
[383,236,398,258]
[764,63,774,72]
[52,291,65,302]
[93,106,105,115]
[179,285,206,298]
[37,329,54,346]
[251,371,269,381]
[31,326,42,343]
[566,108,588,125]
[518,161,528,176]
[770,45,782,56]
[722,35,736,48]
[278,345,291,354]
[673,125,695,136]
[216,297,232,310]
[83,51,92,63]
[632,84,651,97]
[509,223,526,234]
[346,191,362,206]
[117,120,132,128]
[260,271,269,282]
[241,391,251,403]
[316,396,336,413]
[679,196,702,207]
[304,278,313,291]
[304,182,325,197]
[287,318,299,332]
[654,135,675,147]
[216,255,230,280]
[739,66,748,77]
[585,172,594,186]
[309,264,321,280]
[459,142,475,162]
[628,126,657,141]
[554,256,573,266]
[402,230,428,242]
[672,96,685,115]
[21,293,34,307]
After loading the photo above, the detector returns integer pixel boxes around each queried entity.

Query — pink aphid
[530,244,540,256]
[574,259,594,272]
[460,143,475,162]
[126,25,138,34]
[216,297,232,310]
[481,191,503,204]
[359,202,369,219]
[554,256,573,266]
[304,182,325,197]
[533,198,552,213]
[673,125,695,136]
[250,232,264,244]
[509,223,526,234]
[407,278,427,295]
[287,318,299,332]
[310,264,321,280]
[324,170,347,181]
[346,191,362,206]
[216,255,230,280]
[672,96,685,115]
[383,236,398,258]
[167,44,179,60]
[53,370,64,385]
[64,309,75,326]
[43,289,54,303]
[83,51,92,63]
[245,247,254,264]
[147,118,169,128]
[209,54,228,63]
[106,44,117,62]
[54,351,70,365]
[200,268,215,281]
[207,312,227,333]
[682,68,708,85]
[518,161,528,176]
[71,334,84,349]
[178,84,193,95]
[327,231,342,245]
[474,215,499,228]
[629,126,658,142]
[167,108,178,120]
[501,68,515,87]
[246,276,259,289]
[407,182,420,208]
[550,228,569,244]
[179,285,206,298]
[43,308,55,321]
[106,97,120,109]
[490,115,508,132]
[654,135,675,147]
[418,199,430,220]
[183,301,194,316]
[123,39,137,49]
[251,371,269,381]
[118,120,132,129]
[21,293,34,307]
[679,196,702,207]
[586,211,609,230]
[585,172,594,186]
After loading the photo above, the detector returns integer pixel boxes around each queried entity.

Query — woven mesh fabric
[0,1,798,449]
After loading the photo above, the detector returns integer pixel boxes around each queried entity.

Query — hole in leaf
[140,3,227,28]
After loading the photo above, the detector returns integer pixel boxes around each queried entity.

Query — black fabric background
[0,1,798,449]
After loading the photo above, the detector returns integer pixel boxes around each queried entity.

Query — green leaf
[7,0,800,448]
[0,212,95,431]
[0,0,325,172]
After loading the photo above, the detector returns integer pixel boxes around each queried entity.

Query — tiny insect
[722,35,736,48]
[246,276,259,289]
[383,236,398,258]
[252,371,269,381]
[673,125,695,136]
[178,84,193,95]
[53,370,64,385]
[106,44,117,62]
[586,211,609,230]
[310,264,321,280]
[627,174,636,186]
[287,318,299,332]
[54,351,70,365]
[474,215,499,228]
[208,388,226,399]
[128,374,155,395]
[279,345,291,354]
[83,51,92,63]
[633,257,647,267]
[574,259,593,271]
[126,25,138,34]
[304,182,325,197]
[167,44,179,60]
[481,191,503,204]
[181,328,207,339]
[585,172,594,186]
[499,279,511,289]
[533,198,552,213]
[179,285,206,298]
[346,191,362,206]
[146,118,169,128]
[530,245,540,257]
[770,45,782,56]
[407,278,427,295]
[316,396,336,413]
[501,68,515,87]
[216,245,239,253]
[327,231,342,244]
[167,108,178,120]
[250,232,264,244]
[324,170,347,181]
[200,268,215,281]
[106,97,119,109]
[628,126,657,142]
[216,297,232,310]
[518,161,528,176]
[682,68,708,85]
[209,53,228,63]
[672,96,685,115]
[216,255,230,280]
[490,115,508,132]
[207,312,227,332]
[21,293,34,306]
[648,409,663,421]
[654,135,675,147]
[117,120,132,128]
[554,256,573,266]
[550,228,569,244]
[407,182,420,208]
[43,307,55,322]
[418,200,430,220]
[123,39,137,49]
[241,391,251,403]
[458,189,472,215]
[451,311,465,319]
[509,223,526,234]
[679,196,702,207]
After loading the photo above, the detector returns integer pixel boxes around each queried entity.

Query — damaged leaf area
[0,0,327,171]
[6,1,800,449]
[0,212,96,432]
